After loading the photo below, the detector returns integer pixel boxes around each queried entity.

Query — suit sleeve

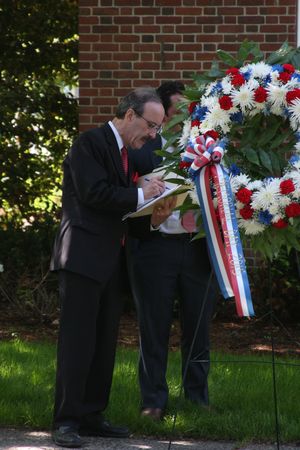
[128,215,158,240]
[68,132,138,213]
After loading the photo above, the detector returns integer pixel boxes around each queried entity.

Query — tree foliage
[0,0,78,227]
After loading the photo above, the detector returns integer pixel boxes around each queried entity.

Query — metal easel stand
[167,257,300,450]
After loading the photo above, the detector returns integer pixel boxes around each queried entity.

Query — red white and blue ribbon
[183,135,254,317]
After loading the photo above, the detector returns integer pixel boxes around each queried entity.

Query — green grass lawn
[0,339,299,443]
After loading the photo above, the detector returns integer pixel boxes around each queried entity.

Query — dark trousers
[53,266,123,428]
[130,235,215,410]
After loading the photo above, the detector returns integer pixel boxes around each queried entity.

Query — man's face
[164,92,183,131]
[124,101,165,149]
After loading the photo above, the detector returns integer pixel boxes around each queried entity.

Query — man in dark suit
[129,82,215,421]
[50,87,171,448]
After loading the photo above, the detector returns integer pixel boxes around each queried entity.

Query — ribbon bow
[182,135,254,317]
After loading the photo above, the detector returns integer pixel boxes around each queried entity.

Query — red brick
[134,7,160,14]
[93,7,119,15]
[156,16,182,24]
[79,25,91,33]
[114,35,140,42]
[113,52,139,61]
[134,25,160,33]
[114,16,140,24]
[79,16,99,24]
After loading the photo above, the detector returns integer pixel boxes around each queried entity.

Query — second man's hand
[150,196,177,228]
[142,176,166,200]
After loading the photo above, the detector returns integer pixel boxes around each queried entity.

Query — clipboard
[123,169,191,220]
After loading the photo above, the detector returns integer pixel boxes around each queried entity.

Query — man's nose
[148,128,157,138]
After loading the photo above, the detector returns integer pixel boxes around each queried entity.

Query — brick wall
[79,0,297,131]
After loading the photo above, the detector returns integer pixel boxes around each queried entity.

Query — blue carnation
[263,74,272,84]
[242,70,251,81]
[228,163,241,176]
[230,111,243,124]
[289,154,300,165]
[211,81,223,95]
[258,210,273,225]
[291,73,300,82]
[271,64,284,73]
[194,105,208,121]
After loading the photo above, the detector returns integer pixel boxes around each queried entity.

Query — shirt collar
[108,121,123,152]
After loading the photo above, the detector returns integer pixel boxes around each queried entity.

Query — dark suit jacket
[50,123,138,283]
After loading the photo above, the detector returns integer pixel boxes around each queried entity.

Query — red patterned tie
[181,210,196,233]
[121,146,128,176]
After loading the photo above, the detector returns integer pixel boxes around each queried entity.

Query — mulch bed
[1,310,299,356]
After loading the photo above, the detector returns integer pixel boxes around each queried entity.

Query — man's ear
[125,108,135,123]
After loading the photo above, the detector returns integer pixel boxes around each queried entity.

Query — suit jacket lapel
[103,123,128,185]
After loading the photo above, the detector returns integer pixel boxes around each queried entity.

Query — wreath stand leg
[167,269,214,450]
[267,260,281,450]
[167,263,283,450]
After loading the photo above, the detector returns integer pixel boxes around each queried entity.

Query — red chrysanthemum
[236,187,253,204]
[279,71,291,84]
[226,67,240,75]
[239,204,254,220]
[191,119,201,127]
[188,101,198,114]
[272,219,288,229]
[204,130,219,140]
[286,89,300,105]
[219,95,233,110]
[282,63,295,74]
[254,86,268,103]
[280,179,295,195]
[231,73,245,86]
[285,203,300,218]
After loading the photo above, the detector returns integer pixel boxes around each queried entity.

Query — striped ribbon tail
[195,165,254,317]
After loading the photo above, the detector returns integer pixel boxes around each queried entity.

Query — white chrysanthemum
[269,104,285,117]
[239,219,266,235]
[278,196,291,207]
[205,81,218,96]
[248,102,266,117]
[251,181,281,210]
[190,126,201,139]
[230,173,251,193]
[201,96,218,110]
[199,105,231,132]
[267,84,288,109]
[286,78,300,89]
[178,120,191,149]
[288,98,300,129]
[231,84,255,112]
[270,71,280,84]
[236,200,245,210]
[271,213,284,223]
[247,180,263,190]
[292,189,300,199]
[268,204,280,215]
[290,171,300,189]
[294,142,300,152]
[242,62,271,79]
[221,77,234,95]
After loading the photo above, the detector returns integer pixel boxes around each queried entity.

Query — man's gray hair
[115,87,162,118]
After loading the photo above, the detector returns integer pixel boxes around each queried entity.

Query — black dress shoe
[80,414,130,438]
[52,426,83,448]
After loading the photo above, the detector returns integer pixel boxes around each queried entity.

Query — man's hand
[142,176,166,200]
[151,196,177,228]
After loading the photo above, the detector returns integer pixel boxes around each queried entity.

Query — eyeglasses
[134,110,162,134]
